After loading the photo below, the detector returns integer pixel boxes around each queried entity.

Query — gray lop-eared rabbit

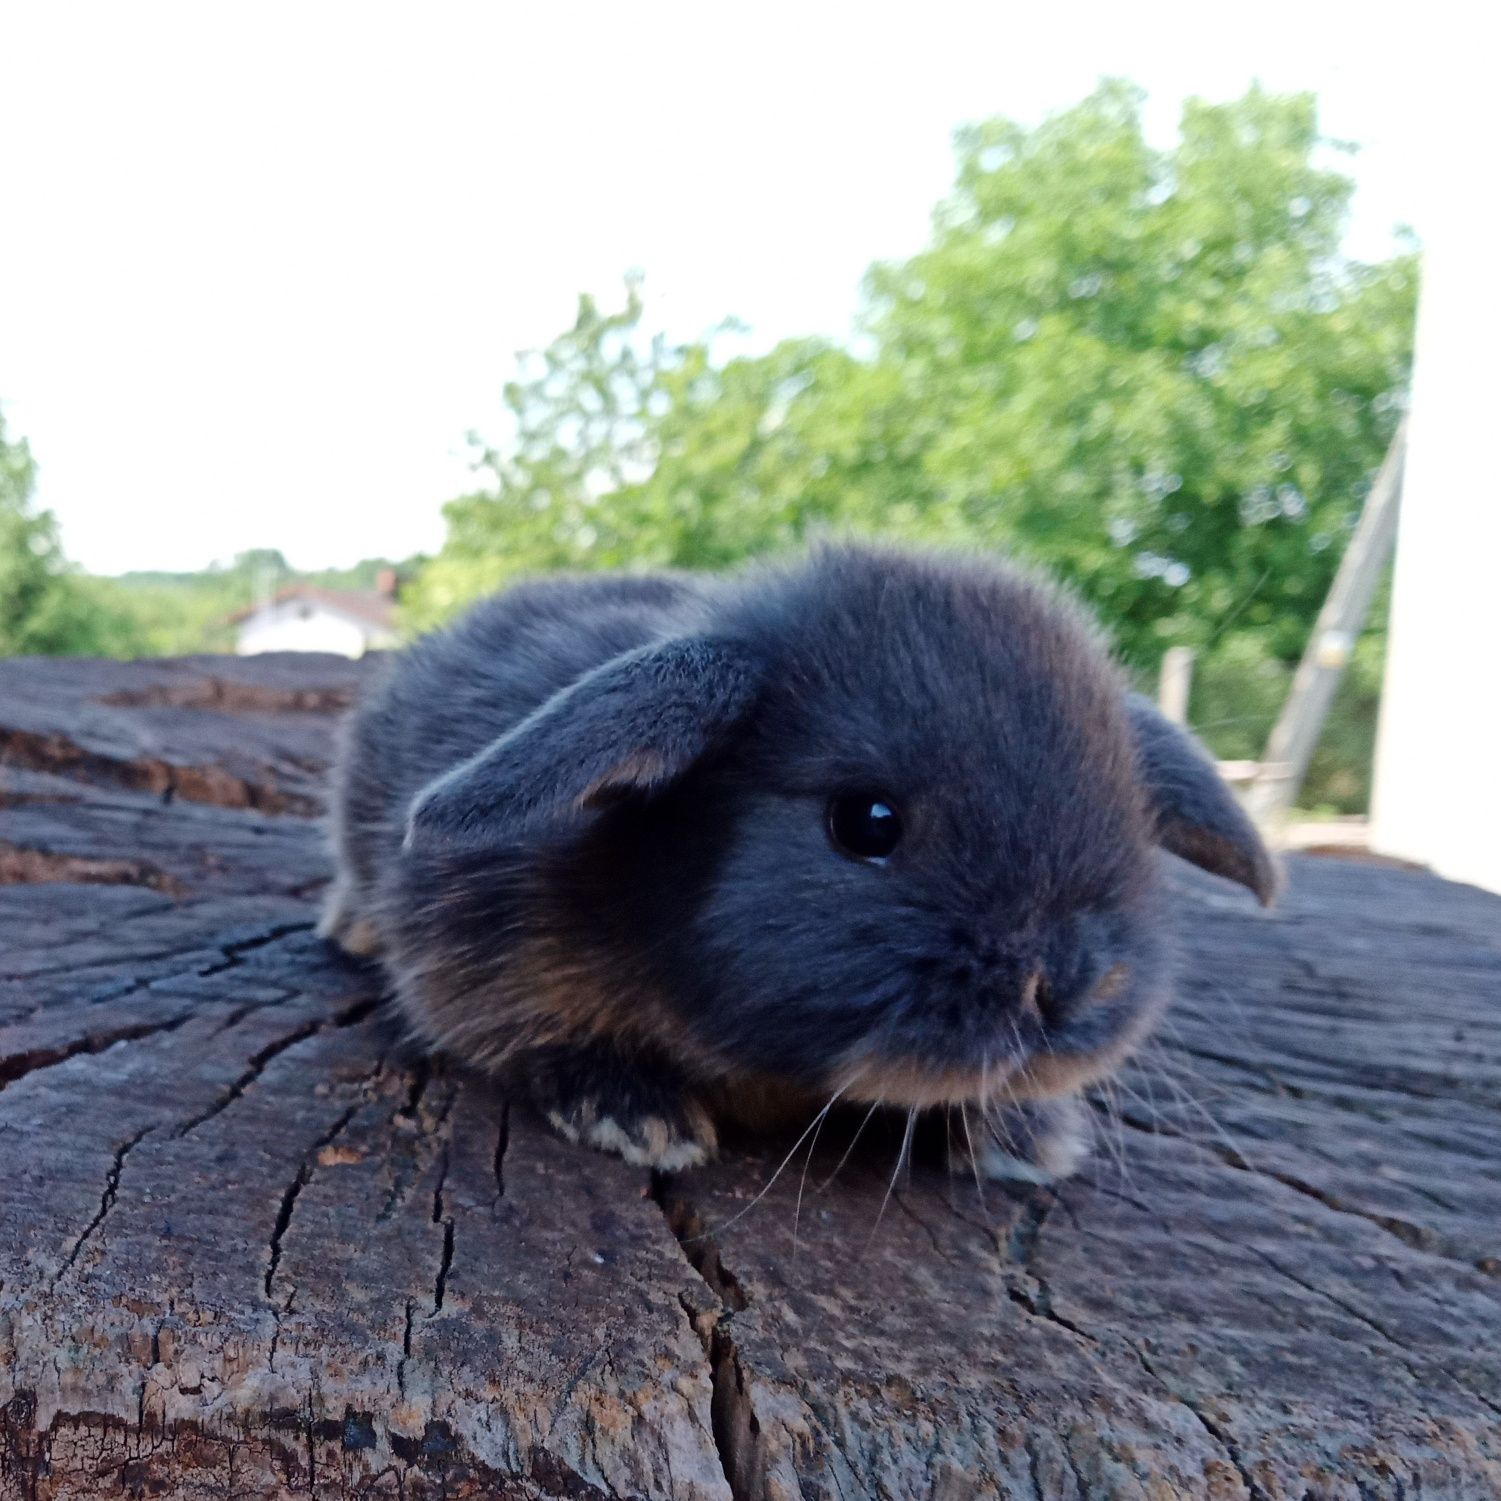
[322,544,1276,1179]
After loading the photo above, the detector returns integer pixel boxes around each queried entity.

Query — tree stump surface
[1,652,1498,1501]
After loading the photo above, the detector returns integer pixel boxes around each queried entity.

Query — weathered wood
[1,652,1498,1500]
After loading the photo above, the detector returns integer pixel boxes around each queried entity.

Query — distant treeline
[79,552,411,656]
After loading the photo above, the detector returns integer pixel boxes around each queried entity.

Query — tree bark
[1,653,1498,1500]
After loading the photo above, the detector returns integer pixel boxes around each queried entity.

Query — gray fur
[323,543,1274,1176]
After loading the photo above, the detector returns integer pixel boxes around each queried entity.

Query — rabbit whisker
[814,1097,883,1195]
[792,1087,840,1262]
[691,1085,847,1243]
[958,1099,991,1219]
[864,1106,918,1255]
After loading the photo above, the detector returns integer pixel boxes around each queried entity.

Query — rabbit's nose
[1018,967,1060,1027]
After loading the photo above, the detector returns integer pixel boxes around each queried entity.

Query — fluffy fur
[323,544,1274,1176]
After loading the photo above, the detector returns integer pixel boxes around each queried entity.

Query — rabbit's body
[324,545,1274,1174]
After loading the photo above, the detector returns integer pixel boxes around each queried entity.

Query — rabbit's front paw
[525,1043,718,1171]
[954,1094,1090,1185]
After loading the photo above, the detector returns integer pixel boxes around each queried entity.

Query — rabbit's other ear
[1125,694,1280,905]
[406,638,760,850]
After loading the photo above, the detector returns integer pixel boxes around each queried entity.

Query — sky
[0,2,1456,575]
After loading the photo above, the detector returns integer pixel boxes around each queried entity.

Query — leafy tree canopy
[407,82,1415,680]
[1,409,140,656]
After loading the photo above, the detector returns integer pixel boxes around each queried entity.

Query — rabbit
[321,542,1276,1180]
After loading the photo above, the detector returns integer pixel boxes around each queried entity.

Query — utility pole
[1247,420,1407,828]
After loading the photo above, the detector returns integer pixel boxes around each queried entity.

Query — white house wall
[236,601,375,658]
[1370,151,1501,893]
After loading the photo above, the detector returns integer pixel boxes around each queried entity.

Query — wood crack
[1112,1106,1498,1275]
[0,725,317,816]
[174,996,379,1137]
[1,1014,193,1094]
[265,1101,367,1301]
[52,1125,157,1285]
[490,1104,509,1209]
[1132,1346,1267,1501]
[998,1192,1096,1343]
[396,1300,416,1400]
[429,1142,455,1315]
[650,1173,762,1500]
[1246,1245,1501,1420]
[0,841,186,898]
[3,919,309,1026]
[193,920,316,978]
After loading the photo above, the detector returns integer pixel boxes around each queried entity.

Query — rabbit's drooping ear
[1125,694,1280,905]
[406,638,760,850]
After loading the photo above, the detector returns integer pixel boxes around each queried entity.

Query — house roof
[228,585,397,632]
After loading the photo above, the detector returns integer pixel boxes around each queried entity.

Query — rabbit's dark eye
[827,794,902,862]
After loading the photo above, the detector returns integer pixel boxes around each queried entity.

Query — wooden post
[1247,420,1407,828]
[1157,646,1195,726]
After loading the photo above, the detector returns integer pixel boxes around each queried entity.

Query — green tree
[412,84,1413,661]
[406,280,689,627]
[0,409,140,656]
[861,82,1413,665]
[406,84,1416,809]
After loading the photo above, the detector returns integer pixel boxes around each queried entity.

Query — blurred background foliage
[75,550,406,656]
[0,419,403,658]
[2,83,1415,813]
[1,409,140,656]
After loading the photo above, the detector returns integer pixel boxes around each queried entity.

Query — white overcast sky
[0,2,1461,575]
